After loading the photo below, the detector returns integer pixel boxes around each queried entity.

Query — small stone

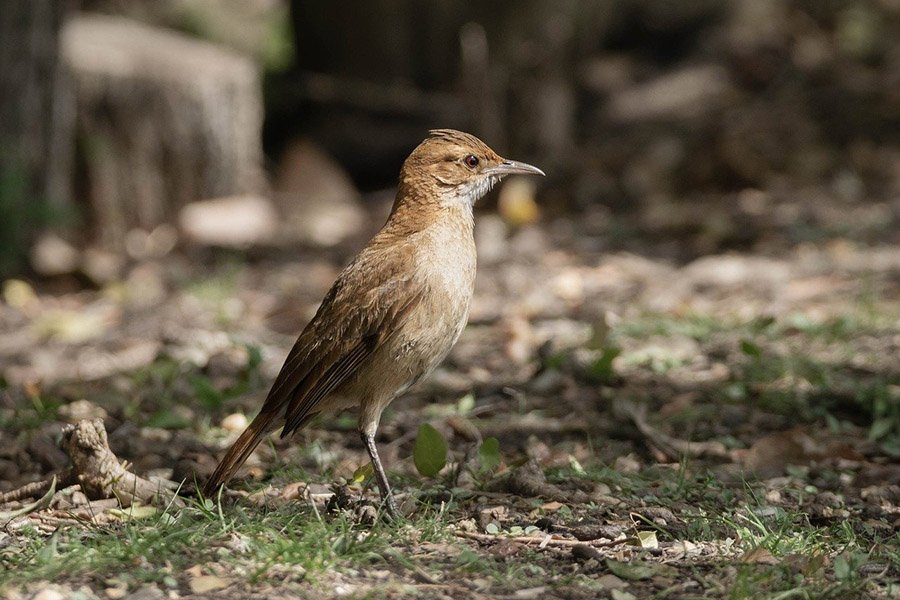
[31,589,65,600]
[514,587,547,599]
[221,413,248,432]
[179,195,278,248]
[613,454,641,474]
[58,399,108,423]
[31,234,80,276]
[572,545,603,562]
[82,248,124,284]
[597,574,628,589]
[188,575,229,594]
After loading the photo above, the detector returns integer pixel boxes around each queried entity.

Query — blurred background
[2,0,898,279]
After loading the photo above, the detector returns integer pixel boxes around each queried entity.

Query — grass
[3,440,897,598]
[606,306,900,454]
[543,458,898,598]
[0,496,462,592]
[2,300,898,598]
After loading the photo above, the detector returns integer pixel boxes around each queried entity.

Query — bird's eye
[463,154,479,169]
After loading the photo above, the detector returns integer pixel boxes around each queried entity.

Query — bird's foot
[381,493,401,521]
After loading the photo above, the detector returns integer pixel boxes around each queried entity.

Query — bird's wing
[260,250,426,437]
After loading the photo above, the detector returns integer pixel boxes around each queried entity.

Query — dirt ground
[1,190,898,599]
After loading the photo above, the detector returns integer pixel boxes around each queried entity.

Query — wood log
[61,14,265,250]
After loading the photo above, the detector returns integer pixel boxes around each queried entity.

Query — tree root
[0,418,183,509]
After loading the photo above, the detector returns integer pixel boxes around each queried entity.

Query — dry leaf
[636,531,658,549]
[184,565,203,578]
[742,546,778,565]
[498,178,539,226]
[107,505,158,521]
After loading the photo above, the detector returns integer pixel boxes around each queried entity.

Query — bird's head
[398,129,544,209]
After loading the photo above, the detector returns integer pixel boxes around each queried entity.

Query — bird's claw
[382,495,401,521]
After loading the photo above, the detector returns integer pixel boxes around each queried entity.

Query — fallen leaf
[107,505,159,521]
[478,437,501,472]
[606,559,676,580]
[568,455,586,475]
[33,307,114,343]
[636,531,658,549]
[279,481,307,500]
[498,178,540,226]
[597,574,628,590]
[736,427,866,478]
[413,423,448,477]
[456,393,475,415]
[351,463,374,484]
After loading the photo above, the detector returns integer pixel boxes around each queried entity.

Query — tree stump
[61,14,265,250]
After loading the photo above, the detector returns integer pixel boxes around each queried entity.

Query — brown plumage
[203,129,544,516]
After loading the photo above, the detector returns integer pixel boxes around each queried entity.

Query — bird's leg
[360,431,400,519]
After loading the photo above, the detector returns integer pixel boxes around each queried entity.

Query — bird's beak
[485,159,545,177]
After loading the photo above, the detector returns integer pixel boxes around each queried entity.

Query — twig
[618,401,731,461]
[1,477,58,525]
[455,529,631,549]
[0,470,74,504]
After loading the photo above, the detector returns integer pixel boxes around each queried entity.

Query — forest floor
[1,196,898,599]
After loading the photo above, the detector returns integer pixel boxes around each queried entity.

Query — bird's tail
[203,411,277,498]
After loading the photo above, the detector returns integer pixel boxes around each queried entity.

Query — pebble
[31,590,64,600]
[221,413,248,432]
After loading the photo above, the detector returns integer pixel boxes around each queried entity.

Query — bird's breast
[392,224,476,375]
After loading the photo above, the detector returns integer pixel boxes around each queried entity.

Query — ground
[0,197,898,599]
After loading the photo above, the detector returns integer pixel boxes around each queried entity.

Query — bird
[203,129,544,517]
